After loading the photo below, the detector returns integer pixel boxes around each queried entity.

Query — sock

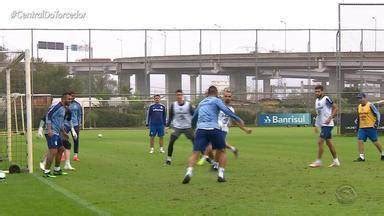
[74,153,78,157]
[44,169,50,174]
[218,167,225,178]
[230,146,236,152]
[213,162,219,169]
[381,151,384,156]
[160,147,164,151]
[315,159,322,164]
[359,154,365,159]
[186,167,193,176]
[333,158,340,164]
[41,157,47,163]
[54,166,61,172]
[65,160,70,166]
[166,156,172,161]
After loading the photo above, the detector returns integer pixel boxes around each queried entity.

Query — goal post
[0,49,33,173]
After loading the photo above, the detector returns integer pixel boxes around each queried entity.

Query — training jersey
[218,106,235,133]
[146,103,167,126]
[65,99,82,127]
[45,102,71,135]
[357,102,380,129]
[167,101,194,129]
[193,96,241,130]
[315,95,334,127]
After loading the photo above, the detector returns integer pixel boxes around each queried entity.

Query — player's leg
[367,128,384,160]
[225,142,238,158]
[166,129,181,165]
[53,145,67,176]
[354,129,367,162]
[43,135,60,178]
[158,126,165,153]
[62,140,75,170]
[73,125,80,161]
[183,129,208,184]
[322,127,340,167]
[149,125,156,153]
[211,129,227,182]
[309,134,324,167]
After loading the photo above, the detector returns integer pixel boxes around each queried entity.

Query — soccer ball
[98,134,103,138]
[0,171,6,180]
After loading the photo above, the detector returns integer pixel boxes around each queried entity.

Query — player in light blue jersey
[182,86,246,184]
[43,92,72,178]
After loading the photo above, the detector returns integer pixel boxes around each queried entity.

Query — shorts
[171,128,194,140]
[221,131,228,140]
[46,134,63,149]
[149,125,165,137]
[320,126,333,140]
[358,128,378,142]
[194,129,226,152]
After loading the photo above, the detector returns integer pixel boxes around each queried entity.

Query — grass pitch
[0,127,383,215]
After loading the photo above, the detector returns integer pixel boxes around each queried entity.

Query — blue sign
[258,113,311,126]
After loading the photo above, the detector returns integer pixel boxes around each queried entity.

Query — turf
[0,127,383,215]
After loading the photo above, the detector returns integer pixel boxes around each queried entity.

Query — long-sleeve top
[146,103,167,126]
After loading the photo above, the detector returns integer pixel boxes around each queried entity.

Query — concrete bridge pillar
[190,74,197,101]
[229,73,247,100]
[166,72,182,101]
[380,80,384,98]
[135,71,150,98]
[263,79,272,98]
[328,70,345,96]
[119,73,132,95]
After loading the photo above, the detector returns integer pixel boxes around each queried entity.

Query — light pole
[372,16,377,51]
[161,31,167,56]
[280,19,287,53]
[117,38,123,57]
[179,30,182,55]
[214,24,222,55]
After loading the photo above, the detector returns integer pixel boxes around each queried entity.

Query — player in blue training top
[43,92,72,178]
[182,85,246,184]
[146,94,167,154]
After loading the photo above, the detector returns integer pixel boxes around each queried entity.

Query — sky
[1,0,384,93]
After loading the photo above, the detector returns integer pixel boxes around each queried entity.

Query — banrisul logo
[258,113,311,126]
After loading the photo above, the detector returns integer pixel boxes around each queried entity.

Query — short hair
[314,85,324,91]
[62,92,71,98]
[68,90,75,95]
[175,89,183,94]
[153,94,161,98]
[223,88,232,93]
[207,85,218,95]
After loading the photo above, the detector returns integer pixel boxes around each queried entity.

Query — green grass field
[1,127,383,215]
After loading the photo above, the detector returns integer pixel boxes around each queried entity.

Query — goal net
[0,49,32,173]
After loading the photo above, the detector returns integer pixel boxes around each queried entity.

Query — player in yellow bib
[354,93,384,162]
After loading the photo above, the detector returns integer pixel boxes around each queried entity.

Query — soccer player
[353,93,384,162]
[182,85,246,184]
[43,92,72,177]
[146,94,167,154]
[165,89,195,165]
[69,91,82,161]
[309,85,340,168]
[198,89,252,166]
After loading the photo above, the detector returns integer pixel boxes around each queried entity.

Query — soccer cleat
[53,169,68,176]
[64,164,76,170]
[211,162,219,171]
[197,157,206,166]
[149,148,154,154]
[165,158,172,165]
[73,155,80,161]
[381,155,384,161]
[159,148,165,154]
[328,161,340,167]
[39,162,46,171]
[233,148,239,159]
[182,174,191,184]
[309,161,322,168]
[217,176,226,183]
[353,157,365,162]
[43,172,56,178]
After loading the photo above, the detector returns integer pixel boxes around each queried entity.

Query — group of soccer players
[309,85,384,168]
[146,86,252,183]
[38,91,82,178]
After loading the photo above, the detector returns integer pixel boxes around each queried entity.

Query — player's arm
[37,116,46,138]
[232,121,252,134]
[78,102,83,127]
[354,107,360,131]
[215,99,244,126]
[189,103,195,116]
[46,106,56,137]
[163,105,167,126]
[145,105,152,127]
[370,103,380,128]
[191,105,200,128]
[166,103,174,127]
[325,97,337,125]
